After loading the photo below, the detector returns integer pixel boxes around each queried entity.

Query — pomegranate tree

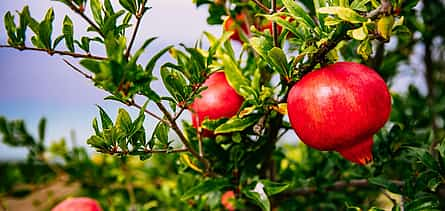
[52,197,102,211]
[190,71,244,136]
[287,62,391,165]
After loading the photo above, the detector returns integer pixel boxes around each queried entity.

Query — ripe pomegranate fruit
[52,197,102,211]
[221,190,236,211]
[287,62,391,165]
[190,72,244,136]
[223,14,249,43]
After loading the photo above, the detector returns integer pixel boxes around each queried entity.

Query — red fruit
[221,190,236,211]
[287,62,391,165]
[190,72,244,136]
[52,197,102,211]
[223,14,249,43]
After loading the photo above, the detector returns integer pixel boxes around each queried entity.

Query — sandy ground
[0,175,80,211]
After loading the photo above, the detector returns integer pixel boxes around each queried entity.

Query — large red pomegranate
[223,14,249,43]
[287,62,391,165]
[52,197,102,211]
[190,71,244,136]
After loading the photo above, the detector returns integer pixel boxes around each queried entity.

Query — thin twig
[111,147,188,155]
[125,0,147,58]
[130,101,170,125]
[285,179,404,195]
[155,102,214,177]
[0,45,106,60]
[173,83,205,121]
[366,0,392,19]
[63,59,93,79]
[271,0,279,47]
[66,2,104,37]
[251,0,270,13]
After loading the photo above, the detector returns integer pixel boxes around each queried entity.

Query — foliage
[1,0,445,210]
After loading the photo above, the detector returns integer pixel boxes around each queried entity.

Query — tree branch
[63,59,93,79]
[0,45,106,60]
[366,0,392,19]
[281,179,404,196]
[155,102,214,177]
[125,0,147,58]
[65,2,104,37]
[251,0,270,13]
[110,147,188,155]
[271,0,279,47]
[129,101,170,126]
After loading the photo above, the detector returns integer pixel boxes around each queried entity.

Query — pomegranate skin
[223,14,249,43]
[52,197,102,211]
[287,62,391,165]
[190,72,244,136]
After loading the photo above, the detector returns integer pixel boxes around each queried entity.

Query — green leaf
[53,35,65,49]
[267,47,289,77]
[62,16,74,52]
[39,8,55,49]
[146,44,173,73]
[153,121,169,146]
[407,147,440,172]
[87,135,109,150]
[249,37,273,59]
[38,118,46,142]
[181,178,231,200]
[90,0,103,26]
[116,108,132,133]
[160,66,188,102]
[96,105,113,130]
[377,16,394,40]
[357,39,372,60]
[221,54,250,97]
[318,7,367,23]
[80,59,102,74]
[260,180,289,196]
[119,0,137,14]
[368,177,402,194]
[92,117,101,136]
[347,25,368,40]
[201,118,227,131]
[4,12,18,45]
[266,14,301,39]
[282,0,316,28]
[242,182,270,211]
[215,115,260,134]
[350,0,371,12]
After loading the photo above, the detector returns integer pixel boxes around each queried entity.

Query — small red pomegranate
[52,197,102,211]
[223,14,249,43]
[287,62,391,165]
[190,72,244,136]
[221,190,236,211]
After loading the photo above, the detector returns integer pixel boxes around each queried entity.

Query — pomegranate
[287,62,391,165]
[221,190,236,211]
[52,197,102,211]
[190,71,244,136]
[223,14,249,43]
